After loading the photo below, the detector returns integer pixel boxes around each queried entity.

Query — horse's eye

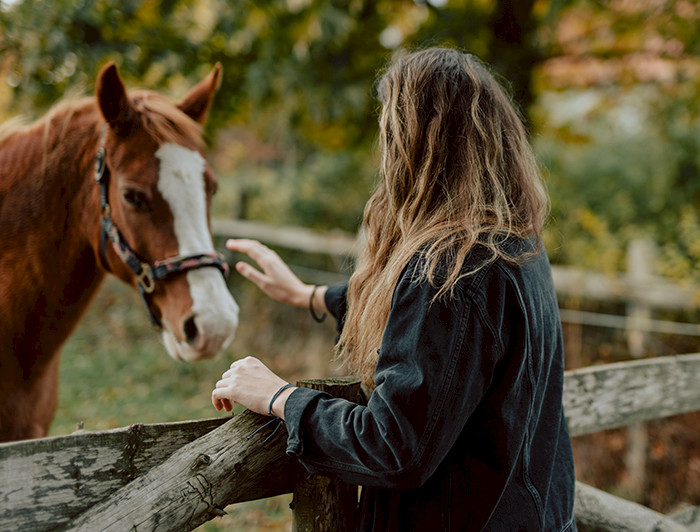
[122,189,149,212]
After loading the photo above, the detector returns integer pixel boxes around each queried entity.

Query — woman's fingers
[225,238,259,254]
[211,392,234,412]
[227,239,275,266]
[227,239,291,275]
[235,261,268,287]
[211,356,290,416]
[226,238,309,307]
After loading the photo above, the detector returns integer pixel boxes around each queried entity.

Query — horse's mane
[0,89,204,151]
[129,89,205,149]
[0,116,31,146]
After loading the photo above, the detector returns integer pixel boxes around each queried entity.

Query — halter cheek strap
[94,125,229,328]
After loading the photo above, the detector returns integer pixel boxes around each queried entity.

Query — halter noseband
[94,125,229,328]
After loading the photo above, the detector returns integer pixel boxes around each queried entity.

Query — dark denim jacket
[284,240,577,531]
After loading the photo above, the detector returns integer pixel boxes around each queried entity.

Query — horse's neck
[0,110,105,369]
[1,110,100,229]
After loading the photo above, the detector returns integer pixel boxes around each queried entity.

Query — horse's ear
[96,62,136,135]
[178,63,222,125]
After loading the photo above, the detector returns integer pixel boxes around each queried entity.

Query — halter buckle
[136,265,156,294]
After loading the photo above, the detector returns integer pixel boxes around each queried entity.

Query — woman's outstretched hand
[226,238,328,313]
[212,356,296,419]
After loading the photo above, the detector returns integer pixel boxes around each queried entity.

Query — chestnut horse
[0,63,239,442]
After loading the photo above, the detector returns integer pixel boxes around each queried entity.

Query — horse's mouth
[161,327,236,362]
[158,283,239,363]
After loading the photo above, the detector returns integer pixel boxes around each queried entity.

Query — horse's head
[93,62,238,361]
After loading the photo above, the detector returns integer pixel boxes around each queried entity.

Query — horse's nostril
[183,315,199,346]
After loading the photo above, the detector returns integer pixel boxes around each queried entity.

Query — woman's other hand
[212,356,296,419]
[226,238,327,312]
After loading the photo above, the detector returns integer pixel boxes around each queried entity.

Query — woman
[212,48,577,531]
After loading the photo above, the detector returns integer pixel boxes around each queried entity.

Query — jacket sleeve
[284,265,506,489]
[323,282,348,337]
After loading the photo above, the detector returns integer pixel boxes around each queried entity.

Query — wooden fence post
[291,377,363,532]
[624,239,655,500]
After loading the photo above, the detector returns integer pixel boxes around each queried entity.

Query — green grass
[53,275,340,530]
[54,279,230,433]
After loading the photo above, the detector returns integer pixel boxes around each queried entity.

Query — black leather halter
[93,126,229,328]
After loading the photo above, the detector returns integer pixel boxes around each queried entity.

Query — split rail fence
[1,220,698,531]
[2,356,700,531]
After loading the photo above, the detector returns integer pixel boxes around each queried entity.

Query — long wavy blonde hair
[337,48,549,388]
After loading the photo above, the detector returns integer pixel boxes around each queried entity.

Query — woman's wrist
[309,285,327,322]
[308,284,328,314]
[270,385,297,420]
[295,284,316,308]
[295,284,328,312]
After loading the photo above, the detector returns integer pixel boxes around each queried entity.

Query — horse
[0,62,240,442]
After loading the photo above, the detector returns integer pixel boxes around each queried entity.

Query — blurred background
[1,0,699,530]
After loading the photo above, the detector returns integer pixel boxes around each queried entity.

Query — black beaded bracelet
[268,383,295,416]
[309,284,327,323]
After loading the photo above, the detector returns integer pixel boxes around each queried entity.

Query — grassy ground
[53,272,341,531]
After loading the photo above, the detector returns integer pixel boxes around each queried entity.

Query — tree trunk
[489,0,540,122]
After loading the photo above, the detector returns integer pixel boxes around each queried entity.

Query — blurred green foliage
[3,2,699,524]
[530,0,700,282]
[538,84,700,280]
[0,0,543,231]
[1,0,699,280]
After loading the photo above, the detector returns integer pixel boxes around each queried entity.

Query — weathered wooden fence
[2,223,698,530]
[2,354,700,531]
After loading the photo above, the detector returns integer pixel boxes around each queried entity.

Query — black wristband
[268,383,295,416]
[309,285,327,323]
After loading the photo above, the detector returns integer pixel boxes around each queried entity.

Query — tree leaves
[1,0,698,280]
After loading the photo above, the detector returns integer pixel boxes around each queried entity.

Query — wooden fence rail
[2,354,700,531]
[563,352,700,437]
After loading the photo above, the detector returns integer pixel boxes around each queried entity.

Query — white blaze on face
[155,142,239,361]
